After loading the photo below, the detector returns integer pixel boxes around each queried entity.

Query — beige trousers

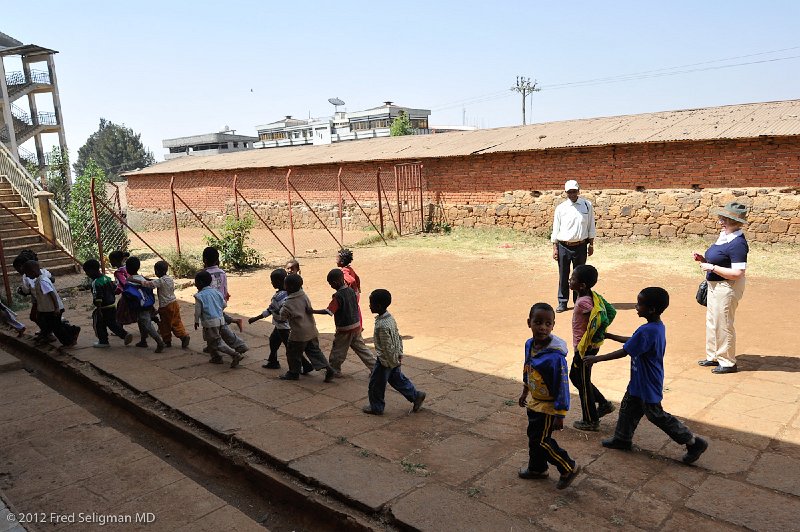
[329,329,376,372]
[705,278,745,368]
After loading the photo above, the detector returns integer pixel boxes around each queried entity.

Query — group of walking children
[519,264,708,490]
[8,249,80,346]
[250,249,425,415]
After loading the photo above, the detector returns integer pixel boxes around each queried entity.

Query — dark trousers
[38,311,79,346]
[613,391,694,445]
[368,362,418,413]
[267,327,313,370]
[285,337,330,376]
[527,410,576,475]
[92,306,128,344]
[569,349,608,423]
[557,242,588,305]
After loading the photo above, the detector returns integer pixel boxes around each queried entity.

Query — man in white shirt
[551,180,596,312]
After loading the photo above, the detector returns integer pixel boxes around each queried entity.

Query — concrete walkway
[2,286,800,531]
[0,348,264,532]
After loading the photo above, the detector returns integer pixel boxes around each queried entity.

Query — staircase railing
[0,142,74,256]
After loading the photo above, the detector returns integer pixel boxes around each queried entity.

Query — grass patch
[400,458,430,476]
[467,487,482,497]
[162,248,204,279]
[354,228,399,247]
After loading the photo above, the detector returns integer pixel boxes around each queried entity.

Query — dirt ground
[224,240,798,376]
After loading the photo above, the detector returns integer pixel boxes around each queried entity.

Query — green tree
[204,215,261,270]
[45,146,71,210]
[390,110,413,136]
[67,159,129,262]
[74,118,155,181]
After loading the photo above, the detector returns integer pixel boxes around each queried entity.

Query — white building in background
[254,101,455,149]
[162,129,258,160]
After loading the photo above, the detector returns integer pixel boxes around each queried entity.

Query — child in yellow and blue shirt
[517,302,580,490]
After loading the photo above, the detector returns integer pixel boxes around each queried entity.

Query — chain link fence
[84,164,426,278]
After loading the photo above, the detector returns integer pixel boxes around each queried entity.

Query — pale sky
[5,1,800,165]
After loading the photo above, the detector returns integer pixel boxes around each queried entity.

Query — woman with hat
[694,202,749,374]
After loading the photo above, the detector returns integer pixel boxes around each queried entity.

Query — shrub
[162,248,203,279]
[203,215,261,269]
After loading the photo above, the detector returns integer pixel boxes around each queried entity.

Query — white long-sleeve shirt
[551,198,596,243]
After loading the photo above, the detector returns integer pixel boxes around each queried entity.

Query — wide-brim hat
[714,201,748,224]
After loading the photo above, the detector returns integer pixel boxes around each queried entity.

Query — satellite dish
[328,97,345,106]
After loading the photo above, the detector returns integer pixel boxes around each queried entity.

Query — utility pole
[510,76,540,125]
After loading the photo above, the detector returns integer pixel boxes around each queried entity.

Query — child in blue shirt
[194,270,243,368]
[585,287,708,464]
[517,302,580,490]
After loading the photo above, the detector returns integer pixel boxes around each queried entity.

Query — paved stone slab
[317,378,370,403]
[174,504,265,532]
[660,510,746,532]
[686,476,800,531]
[426,388,506,423]
[694,409,780,450]
[276,393,346,420]
[415,432,513,487]
[747,452,800,496]
[237,380,313,407]
[206,367,268,391]
[152,352,210,371]
[81,454,185,505]
[179,394,280,434]
[349,411,465,462]
[290,445,422,512]
[585,447,668,489]
[110,477,227,530]
[468,409,526,443]
[0,350,22,373]
[304,404,394,439]
[91,357,184,393]
[0,404,97,449]
[237,418,335,463]
[148,378,230,408]
[0,390,74,423]
[661,437,757,474]
[390,482,530,531]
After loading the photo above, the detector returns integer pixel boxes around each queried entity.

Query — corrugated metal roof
[127,99,800,176]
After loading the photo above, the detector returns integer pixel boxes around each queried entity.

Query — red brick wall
[128,136,800,213]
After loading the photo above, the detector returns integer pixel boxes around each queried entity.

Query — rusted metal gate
[393,162,424,235]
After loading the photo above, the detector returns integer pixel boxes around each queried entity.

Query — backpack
[122,282,155,310]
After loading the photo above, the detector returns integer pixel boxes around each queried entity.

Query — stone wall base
[128,187,800,244]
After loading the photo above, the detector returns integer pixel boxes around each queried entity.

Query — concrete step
[0,213,36,224]
[0,232,44,248]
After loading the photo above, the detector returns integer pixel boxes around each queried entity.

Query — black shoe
[518,467,549,480]
[135,341,148,348]
[362,405,383,415]
[163,341,172,348]
[324,368,336,383]
[573,420,600,432]
[555,303,568,313]
[301,363,314,375]
[181,335,191,349]
[412,391,427,412]
[262,360,281,369]
[597,402,615,418]
[279,371,300,381]
[602,438,632,451]
[698,360,719,367]
[711,365,738,374]
[556,465,580,489]
[683,436,708,464]
[209,356,224,364]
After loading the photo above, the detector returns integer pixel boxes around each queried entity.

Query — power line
[429,46,800,113]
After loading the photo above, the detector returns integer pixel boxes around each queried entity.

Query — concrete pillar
[45,54,69,181]
[23,59,47,183]
[0,57,19,160]
[33,190,55,240]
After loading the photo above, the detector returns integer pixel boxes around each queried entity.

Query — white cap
[564,179,580,191]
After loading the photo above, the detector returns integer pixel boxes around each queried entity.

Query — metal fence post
[336,167,344,244]
[233,174,240,219]
[170,175,181,257]
[90,176,106,273]
[377,167,384,234]
[286,169,296,256]
[394,165,402,236]
[419,164,425,231]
